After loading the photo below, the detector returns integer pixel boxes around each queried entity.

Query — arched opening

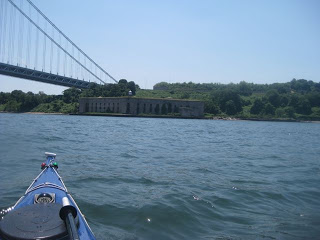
[168,103,172,113]
[155,104,160,114]
[161,104,167,114]
[143,104,146,113]
[126,103,130,114]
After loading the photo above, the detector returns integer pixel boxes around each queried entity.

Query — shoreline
[0,111,67,115]
[72,112,204,120]
[24,112,66,115]
[1,111,319,123]
[211,116,320,123]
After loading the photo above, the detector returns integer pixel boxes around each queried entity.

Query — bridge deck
[0,63,91,89]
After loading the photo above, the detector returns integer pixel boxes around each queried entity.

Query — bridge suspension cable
[0,0,118,86]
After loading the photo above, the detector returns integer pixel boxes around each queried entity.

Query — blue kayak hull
[0,153,96,240]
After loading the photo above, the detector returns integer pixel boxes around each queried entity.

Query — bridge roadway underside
[0,62,91,89]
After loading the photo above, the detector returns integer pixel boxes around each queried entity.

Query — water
[0,113,320,240]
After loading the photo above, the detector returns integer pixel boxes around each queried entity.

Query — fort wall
[79,97,204,118]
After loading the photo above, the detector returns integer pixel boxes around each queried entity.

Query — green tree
[238,81,253,96]
[127,81,137,95]
[266,90,280,107]
[291,79,311,93]
[306,92,320,107]
[63,87,81,103]
[52,100,63,112]
[5,100,21,112]
[118,79,128,85]
[181,92,190,99]
[275,108,285,118]
[280,95,289,107]
[284,106,296,118]
[296,99,312,115]
[205,100,220,114]
[215,90,242,114]
[11,90,25,103]
[289,94,300,108]
[264,103,275,115]
[225,100,237,115]
[0,92,10,104]
[21,92,38,111]
[250,99,264,115]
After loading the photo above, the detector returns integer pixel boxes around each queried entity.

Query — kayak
[0,152,96,240]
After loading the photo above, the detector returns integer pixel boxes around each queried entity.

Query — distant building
[79,97,204,118]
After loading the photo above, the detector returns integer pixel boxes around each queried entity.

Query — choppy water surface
[0,113,319,239]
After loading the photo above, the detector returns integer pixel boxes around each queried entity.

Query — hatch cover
[0,203,72,240]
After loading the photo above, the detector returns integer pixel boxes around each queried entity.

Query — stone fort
[79,97,204,118]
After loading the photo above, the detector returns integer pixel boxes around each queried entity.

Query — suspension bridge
[0,0,118,89]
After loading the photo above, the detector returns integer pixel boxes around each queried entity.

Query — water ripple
[0,113,320,239]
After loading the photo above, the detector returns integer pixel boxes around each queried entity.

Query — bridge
[0,0,117,89]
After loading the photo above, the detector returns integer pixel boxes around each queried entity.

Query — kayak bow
[0,152,96,240]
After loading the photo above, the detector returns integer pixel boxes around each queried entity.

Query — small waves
[71,175,173,186]
[1,114,320,239]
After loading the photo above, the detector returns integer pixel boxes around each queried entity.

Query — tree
[250,99,264,115]
[275,108,285,118]
[205,100,220,114]
[127,81,137,95]
[306,92,320,107]
[63,88,81,103]
[52,100,63,112]
[11,90,25,103]
[118,79,128,85]
[284,107,295,118]
[280,95,289,107]
[289,94,300,108]
[215,90,242,114]
[153,82,170,90]
[291,79,311,93]
[296,99,312,115]
[181,92,190,99]
[238,81,253,96]
[0,92,10,104]
[264,103,275,115]
[266,90,280,108]
[5,100,21,112]
[21,92,38,111]
[225,100,237,115]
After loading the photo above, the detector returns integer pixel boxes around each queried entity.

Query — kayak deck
[0,153,96,240]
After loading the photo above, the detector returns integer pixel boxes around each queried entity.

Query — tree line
[0,79,138,113]
[1,78,320,120]
[145,79,320,120]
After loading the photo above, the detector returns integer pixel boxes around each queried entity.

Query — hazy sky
[0,0,319,95]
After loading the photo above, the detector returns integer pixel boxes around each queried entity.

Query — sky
[0,0,319,95]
